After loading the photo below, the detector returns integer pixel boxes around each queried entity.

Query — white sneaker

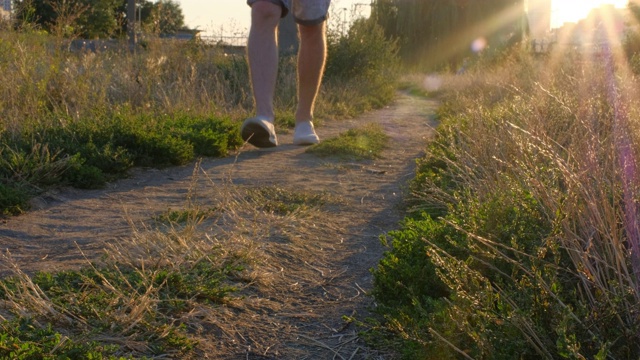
[293,121,320,145]
[241,117,278,148]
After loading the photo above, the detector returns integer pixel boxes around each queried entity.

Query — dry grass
[0,157,368,358]
[386,47,640,358]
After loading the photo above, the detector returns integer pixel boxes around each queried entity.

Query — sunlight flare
[552,0,628,27]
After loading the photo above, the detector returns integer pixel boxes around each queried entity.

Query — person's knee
[251,1,282,27]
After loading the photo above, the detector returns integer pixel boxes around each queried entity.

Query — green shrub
[0,318,120,360]
[3,114,241,193]
[321,18,400,116]
[372,215,454,313]
[372,185,552,359]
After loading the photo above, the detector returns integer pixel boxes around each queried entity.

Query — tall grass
[371,47,640,358]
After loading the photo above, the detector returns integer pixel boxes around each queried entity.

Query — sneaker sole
[241,123,277,148]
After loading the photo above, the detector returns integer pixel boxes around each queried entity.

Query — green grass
[306,124,389,160]
[0,252,242,358]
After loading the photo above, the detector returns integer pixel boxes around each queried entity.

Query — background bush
[321,18,400,116]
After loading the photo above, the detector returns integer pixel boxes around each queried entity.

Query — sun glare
[552,0,629,28]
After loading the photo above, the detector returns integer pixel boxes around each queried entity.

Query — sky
[177,0,631,37]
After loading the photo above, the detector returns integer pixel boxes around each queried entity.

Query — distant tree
[76,0,121,38]
[146,0,184,34]
[13,0,122,37]
[117,0,185,35]
[13,0,57,30]
[13,0,186,38]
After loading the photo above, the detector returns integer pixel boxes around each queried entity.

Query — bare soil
[0,92,437,359]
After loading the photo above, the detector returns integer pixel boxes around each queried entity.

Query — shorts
[247,0,331,26]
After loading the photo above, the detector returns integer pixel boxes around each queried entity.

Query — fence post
[127,0,136,50]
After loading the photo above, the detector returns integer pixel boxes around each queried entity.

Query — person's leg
[241,0,284,148]
[292,22,326,145]
[248,1,282,122]
[295,22,326,124]
[291,0,329,145]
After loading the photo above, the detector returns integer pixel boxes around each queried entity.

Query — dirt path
[0,92,437,359]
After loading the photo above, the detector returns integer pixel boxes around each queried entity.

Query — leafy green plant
[0,182,31,215]
[0,318,123,360]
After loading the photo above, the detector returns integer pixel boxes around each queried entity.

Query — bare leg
[295,22,327,123]
[248,2,281,122]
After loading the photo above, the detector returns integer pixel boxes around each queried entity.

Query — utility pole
[127,0,136,50]
[342,7,347,36]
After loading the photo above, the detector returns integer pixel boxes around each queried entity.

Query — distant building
[1,0,10,20]
[160,29,202,41]
[278,13,298,55]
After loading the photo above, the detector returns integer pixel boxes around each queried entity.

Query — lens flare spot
[423,74,443,92]
[471,37,487,53]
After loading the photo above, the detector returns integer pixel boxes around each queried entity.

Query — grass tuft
[306,124,389,160]
[246,186,329,216]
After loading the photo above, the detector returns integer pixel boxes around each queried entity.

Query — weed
[0,318,122,359]
[154,207,217,225]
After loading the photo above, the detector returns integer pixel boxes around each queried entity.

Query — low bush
[1,114,242,193]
